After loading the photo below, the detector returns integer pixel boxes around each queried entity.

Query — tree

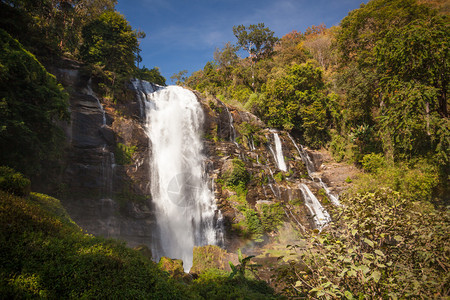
[0,29,69,174]
[232,23,278,61]
[375,16,449,163]
[213,42,239,68]
[80,11,139,76]
[135,66,166,86]
[170,70,188,85]
[262,62,331,147]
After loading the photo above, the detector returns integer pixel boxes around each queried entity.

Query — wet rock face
[44,60,155,249]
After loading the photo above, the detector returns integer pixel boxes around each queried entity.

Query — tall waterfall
[142,84,222,271]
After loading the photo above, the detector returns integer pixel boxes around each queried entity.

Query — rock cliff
[37,64,357,257]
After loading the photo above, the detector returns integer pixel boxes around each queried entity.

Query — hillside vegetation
[0,0,448,298]
[182,0,449,297]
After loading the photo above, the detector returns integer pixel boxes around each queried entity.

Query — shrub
[0,190,188,299]
[259,203,285,232]
[0,166,30,196]
[223,158,250,188]
[115,142,137,165]
[360,152,385,173]
[276,188,449,298]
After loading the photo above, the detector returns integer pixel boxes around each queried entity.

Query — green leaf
[374,249,385,257]
[364,238,374,247]
[344,291,354,299]
[372,270,381,283]
[394,235,404,243]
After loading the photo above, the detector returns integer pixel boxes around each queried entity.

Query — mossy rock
[190,245,231,275]
[158,256,185,278]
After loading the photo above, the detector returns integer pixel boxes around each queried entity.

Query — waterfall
[84,78,114,197]
[299,183,330,230]
[318,178,340,206]
[288,133,340,206]
[85,78,106,125]
[287,133,315,176]
[142,84,222,271]
[269,132,287,172]
[220,101,239,147]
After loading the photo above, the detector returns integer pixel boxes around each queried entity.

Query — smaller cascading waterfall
[85,78,107,125]
[318,178,340,206]
[84,78,115,197]
[287,133,314,176]
[141,83,222,271]
[130,79,157,119]
[299,183,330,230]
[268,131,287,172]
[267,167,281,198]
[288,133,340,206]
[220,101,239,147]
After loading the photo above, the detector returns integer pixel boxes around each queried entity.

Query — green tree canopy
[80,10,139,75]
[0,29,69,174]
[233,23,278,61]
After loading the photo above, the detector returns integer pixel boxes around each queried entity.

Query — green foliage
[0,166,30,197]
[262,62,330,147]
[245,208,264,238]
[223,158,251,189]
[233,23,278,61]
[0,29,69,174]
[335,0,448,168]
[0,190,187,299]
[259,203,285,232]
[375,15,449,163]
[328,130,356,162]
[276,188,449,298]
[189,267,278,300]
[349,160,440,203]
[170,69,188,85]
[229,249,261,280]
[191,245,229,274]
[115,142,137,165]
[80,11,139,76]
[134,66,166,85]
[361,153,386,173]
[29,192,77,226]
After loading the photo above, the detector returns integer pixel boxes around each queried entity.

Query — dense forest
[0,0,449,298]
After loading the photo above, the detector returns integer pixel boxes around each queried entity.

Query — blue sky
[116,0,365,84]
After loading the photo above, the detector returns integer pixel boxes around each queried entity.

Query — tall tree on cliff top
[233,23,278,61]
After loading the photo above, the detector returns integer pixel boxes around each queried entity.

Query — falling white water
[287,133,315,175]
[318,178,341,206]
[85,78,106,125]
[271,132,287,172]
[220,101,239,147]
[84,78,115,197]
[288,134,340,206]
[299,183,330,230]
[142,84,222,271]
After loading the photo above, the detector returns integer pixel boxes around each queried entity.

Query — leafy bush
[347,160,439,203]
[189,268,279,299]
[0,166,30,196]
[0,29,69,174]
[259,203,285,232]
[223,158,250,188]
[115,142,137,165]
[0,190,188,299]
[360,153,385,173]
[276,188,449,298]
